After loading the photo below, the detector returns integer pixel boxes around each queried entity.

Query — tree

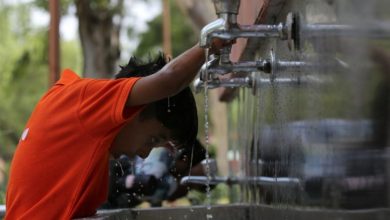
[0,1,48,159]
[34,0,123,78]
[0,0,83,203]
[0,1,49,203]
[134,1,198,58]
[75,0,123,78]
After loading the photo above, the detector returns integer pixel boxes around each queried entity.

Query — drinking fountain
[198,0,390,92]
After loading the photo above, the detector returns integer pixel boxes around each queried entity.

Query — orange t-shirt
[5,69,142,219]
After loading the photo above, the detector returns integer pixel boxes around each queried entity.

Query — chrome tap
[200,50,307,79]
[194,73,324,94]
[200,9,299,62]
[199,18,228,49]
[193,76,252,93]
[199,56,220,81]
[200,0,240,64]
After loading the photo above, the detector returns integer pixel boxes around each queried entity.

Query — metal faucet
[200,0,241,64]
[196,49,349,90]
[200,50,307,81]
[194,72,325,94]
[200,1,390,61]
[199,18,228,49]
[193,76,252,93]
[200,4,299,64]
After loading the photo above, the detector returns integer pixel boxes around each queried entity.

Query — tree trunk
[75,0,123,78]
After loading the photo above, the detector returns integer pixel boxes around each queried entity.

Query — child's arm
[126,41,225,106]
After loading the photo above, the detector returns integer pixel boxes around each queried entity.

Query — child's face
[111,116,172,159]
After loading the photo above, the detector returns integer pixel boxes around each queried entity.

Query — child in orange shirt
[5,41,226,219]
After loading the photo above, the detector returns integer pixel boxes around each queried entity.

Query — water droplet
[167,97,171,112]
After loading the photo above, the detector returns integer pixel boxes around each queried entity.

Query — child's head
[113,54,198,158]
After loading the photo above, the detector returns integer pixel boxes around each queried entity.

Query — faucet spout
[194,76,252,93]
[200,18,227,48]
[200,60,269,79]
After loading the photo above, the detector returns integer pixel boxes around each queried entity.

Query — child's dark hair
[115,53,198,148]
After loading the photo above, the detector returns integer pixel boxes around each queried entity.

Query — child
[5,41,226,219]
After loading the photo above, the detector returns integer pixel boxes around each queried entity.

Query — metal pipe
[195,73,326,94]
[209,23,286,40]
[199,12,297,52]
[204,61,269,76]
[195,69,327,93]
[303,23,390,38]
[202,59,308,76]
[180,175,301,187]
[276,61,307,72]
[200,0,241,64]
[212,0,240,15]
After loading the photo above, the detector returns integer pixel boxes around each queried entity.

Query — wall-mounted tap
[194,72,326,95]
[199,18,228,50]
[200,0,241,64]
[200,6,299,63]
[201,1,390,59]
[194,76,252,93]
[200,50,307,81]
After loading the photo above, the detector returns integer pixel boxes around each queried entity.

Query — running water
[203,49,213,219]
[187,142,195,213]
[167,97,171,112]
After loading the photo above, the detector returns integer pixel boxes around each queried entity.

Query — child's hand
[209,38,236,54]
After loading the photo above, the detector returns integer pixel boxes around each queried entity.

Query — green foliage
[34,0,125,18]
[134,1,197,58]
[187,184,230,206]
[0,1,83,203]
[34,0,74,15]
[0,3,48,203]
[61,40,83,74]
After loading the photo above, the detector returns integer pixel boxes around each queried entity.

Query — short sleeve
[78,77,143,138]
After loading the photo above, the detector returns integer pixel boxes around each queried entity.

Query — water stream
[203,49,213,219]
